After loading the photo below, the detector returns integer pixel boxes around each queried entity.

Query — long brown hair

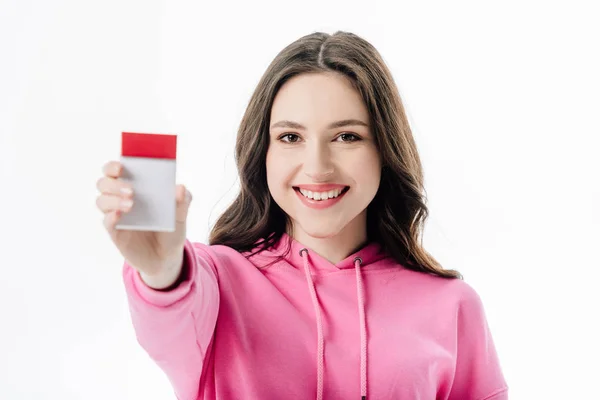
[209,31,461,279]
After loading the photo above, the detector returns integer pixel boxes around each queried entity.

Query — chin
[294,220,345,239]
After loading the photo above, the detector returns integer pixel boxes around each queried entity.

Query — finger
[175,184,192,223]
[175,184,191,204]
[96,194,134,214]
[102,161,123,179]
[103,210,122,232]
[96,176,133,197]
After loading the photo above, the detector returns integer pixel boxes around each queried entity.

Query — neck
[289,213,368,264]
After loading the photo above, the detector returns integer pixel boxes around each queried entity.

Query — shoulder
[187,240,268,273]
[395,266,484,309]
[397,268,493,333]
[429,274,489,323]
[188,240,245,263]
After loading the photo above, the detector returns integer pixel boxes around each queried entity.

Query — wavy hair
[209,31,461,279]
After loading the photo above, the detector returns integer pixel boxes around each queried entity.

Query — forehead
[270,72,369,127]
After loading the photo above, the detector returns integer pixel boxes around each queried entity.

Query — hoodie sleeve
[121,239,219,400]
[448,284,508,400]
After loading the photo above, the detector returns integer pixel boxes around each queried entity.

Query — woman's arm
[122,239,220,400]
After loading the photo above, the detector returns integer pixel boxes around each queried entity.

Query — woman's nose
[304,144,334,181]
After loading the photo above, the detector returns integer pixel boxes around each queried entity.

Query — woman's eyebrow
[270,119,369,130]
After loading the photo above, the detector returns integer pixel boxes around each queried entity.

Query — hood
[262,232,391,274]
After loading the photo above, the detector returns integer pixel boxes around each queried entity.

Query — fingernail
[121,187,133,195]
[120,199,133,210]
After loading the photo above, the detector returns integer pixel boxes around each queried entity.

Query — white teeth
[298,188,344,200]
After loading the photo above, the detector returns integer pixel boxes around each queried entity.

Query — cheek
[350,152,381,193]
[266,150,293,193]
[265,151,277,192]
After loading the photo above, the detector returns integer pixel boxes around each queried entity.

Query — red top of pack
[122,132,177,159]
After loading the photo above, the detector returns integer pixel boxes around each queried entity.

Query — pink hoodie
[122,233,508,400]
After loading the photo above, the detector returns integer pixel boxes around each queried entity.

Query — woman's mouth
[293,186,349,209]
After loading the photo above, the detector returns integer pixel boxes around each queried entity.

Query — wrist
[139,249,185,290]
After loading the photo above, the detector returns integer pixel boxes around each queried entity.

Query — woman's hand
[96,160,193,289]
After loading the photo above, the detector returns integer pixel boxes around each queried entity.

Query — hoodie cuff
[124,239,198,308]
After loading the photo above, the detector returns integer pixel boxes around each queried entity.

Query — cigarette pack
[115,131,177,232]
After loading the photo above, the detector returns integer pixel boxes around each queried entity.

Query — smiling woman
[266,72,381,259]
[208,34,466,281]
[98,30,508,400]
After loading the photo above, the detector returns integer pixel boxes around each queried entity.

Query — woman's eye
[337,133,360,142]
[279,133,301,143]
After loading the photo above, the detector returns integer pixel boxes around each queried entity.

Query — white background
[1,0,599,399]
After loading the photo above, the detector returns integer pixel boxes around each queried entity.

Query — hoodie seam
[188,243,221,360]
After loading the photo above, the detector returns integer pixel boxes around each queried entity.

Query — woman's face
[266,72,381,240]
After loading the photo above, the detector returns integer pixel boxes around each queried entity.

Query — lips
[293,184,349,209]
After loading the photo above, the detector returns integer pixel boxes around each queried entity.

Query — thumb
[175,184,192,223]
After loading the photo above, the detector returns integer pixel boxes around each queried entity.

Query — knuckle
[95,195,103,209]
[113,162,122,176]
[102,162,111,175]
[97,194,109,208]
[103,161,120,177]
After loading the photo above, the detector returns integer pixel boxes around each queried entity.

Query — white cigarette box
[115,131,177,232]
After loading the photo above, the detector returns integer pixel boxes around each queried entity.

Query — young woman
[96,31,508,400]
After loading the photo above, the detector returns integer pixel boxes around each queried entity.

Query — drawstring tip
[361,397,366,400]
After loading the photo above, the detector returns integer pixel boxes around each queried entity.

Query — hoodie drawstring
[354,256,367,400]
[300,248,325,400]
[300,248,368,400]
